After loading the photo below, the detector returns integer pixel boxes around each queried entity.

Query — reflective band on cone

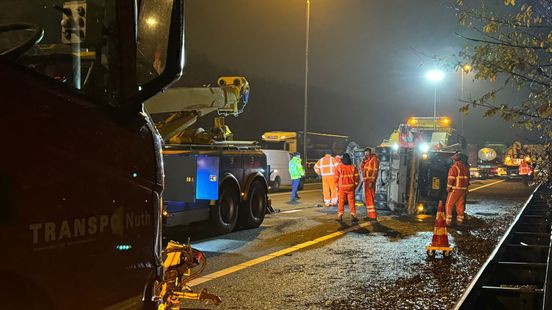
[431,201,450,247]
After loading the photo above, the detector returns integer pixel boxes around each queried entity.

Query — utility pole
[303,0,310,164]
[461,69,465,136]
[460,64,471,136]
[433,85,437,130]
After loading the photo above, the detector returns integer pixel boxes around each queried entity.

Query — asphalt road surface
[166,179,534,309]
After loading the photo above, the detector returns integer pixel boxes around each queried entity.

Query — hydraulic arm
[145,76,249,143]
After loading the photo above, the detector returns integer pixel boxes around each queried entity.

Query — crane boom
[144,76,249,142]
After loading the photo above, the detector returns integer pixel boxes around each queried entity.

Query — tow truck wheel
[210,184,238,234]
[239,181,267,228]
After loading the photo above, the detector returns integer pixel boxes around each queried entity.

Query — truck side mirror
[129,0,185,106]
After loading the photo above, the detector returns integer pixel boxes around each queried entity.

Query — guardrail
[455,184,552,309]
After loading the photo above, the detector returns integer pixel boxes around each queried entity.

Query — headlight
[419,143,430,153]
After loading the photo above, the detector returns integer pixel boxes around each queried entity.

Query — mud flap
[265,198,280,214]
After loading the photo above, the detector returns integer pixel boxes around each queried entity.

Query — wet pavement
[167,179,534,309]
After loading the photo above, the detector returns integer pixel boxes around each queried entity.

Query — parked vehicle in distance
[263,149,292,192]
[261,131,349,179]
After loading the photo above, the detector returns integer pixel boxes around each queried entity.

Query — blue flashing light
[116,244,132,251]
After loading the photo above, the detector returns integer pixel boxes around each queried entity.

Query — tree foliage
[455,0,552,181]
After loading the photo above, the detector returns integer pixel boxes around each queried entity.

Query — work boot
[363,216,377,222]
[287,199,300,205]
[351,215,359,224]
[335,214,343,222]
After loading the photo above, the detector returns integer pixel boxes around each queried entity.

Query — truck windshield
[0,0,171,103]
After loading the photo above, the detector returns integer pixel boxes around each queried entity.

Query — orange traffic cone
[426,201,454,257]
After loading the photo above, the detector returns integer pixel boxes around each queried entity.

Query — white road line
[280,209,303,214]
[269,189,321,197]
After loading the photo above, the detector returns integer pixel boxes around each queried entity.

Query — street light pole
[460,64,471,136]
[461,69,465,136]
[303,0,310,164]
[425,69,444,129]
[433,85,437,130]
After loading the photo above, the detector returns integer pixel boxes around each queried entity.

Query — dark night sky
[175,0,538,147]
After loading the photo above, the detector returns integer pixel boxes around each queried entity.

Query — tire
[298,178,305,190]
[210,184,239,234]
[271,176,281,192]
[239,181,268,228]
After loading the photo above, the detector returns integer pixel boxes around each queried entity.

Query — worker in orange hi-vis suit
[361,148,379,221]
[445,152,470,226]
[314,152,339,207]
[334,153,360,223]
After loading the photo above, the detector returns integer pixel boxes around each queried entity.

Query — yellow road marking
[188,222,372,287]
[189,178,507,287]
[469,179,506,192]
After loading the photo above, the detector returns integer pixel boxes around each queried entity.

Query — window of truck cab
[0,0,172,105]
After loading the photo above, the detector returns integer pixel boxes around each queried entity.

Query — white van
[262,149,292,192]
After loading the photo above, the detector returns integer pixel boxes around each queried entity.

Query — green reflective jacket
[289,157,305,180]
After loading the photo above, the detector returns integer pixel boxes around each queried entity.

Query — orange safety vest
[361,155,379,182]
[519,162,531,175]
[447,160,469,191]
[334,164,360,191]
[314,155,338,176]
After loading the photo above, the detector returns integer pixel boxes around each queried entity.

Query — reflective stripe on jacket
[314,155,338,176]
[334,164,360,191]
[361,155,379,182]
[447,161,469,191]
[289,157,305,180]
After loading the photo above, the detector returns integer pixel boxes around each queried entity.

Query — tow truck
[145,77,270,234]
[476,141,543,179]
[376,116,466,213]
[1,1,218,309]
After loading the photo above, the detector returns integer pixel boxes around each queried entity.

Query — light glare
[419,143,430,153]
[425,69,445,82]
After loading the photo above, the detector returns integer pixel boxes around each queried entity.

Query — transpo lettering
[28,208,150,245]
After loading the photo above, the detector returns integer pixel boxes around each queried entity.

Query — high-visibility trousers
[338,190,356,216]
[445,190,466,225]
[364,183,377,219]
[322,175,338,206]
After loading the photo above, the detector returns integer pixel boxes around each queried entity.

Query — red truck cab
[0,1,183,308]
